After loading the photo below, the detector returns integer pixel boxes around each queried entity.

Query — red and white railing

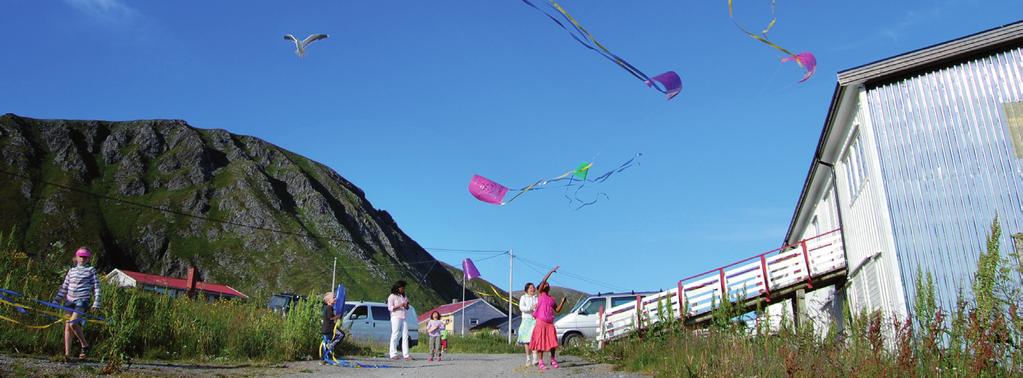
[597,229,845,345]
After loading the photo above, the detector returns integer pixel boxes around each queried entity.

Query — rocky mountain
[0,114,464,310]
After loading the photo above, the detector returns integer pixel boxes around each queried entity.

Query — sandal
[79,344,89,361]
[551,359,559,369]
[538,360,547,371]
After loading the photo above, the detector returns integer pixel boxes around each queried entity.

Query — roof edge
[838,20,1023,86]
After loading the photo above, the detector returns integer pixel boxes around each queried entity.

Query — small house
[417,298,507,334]
[105,267,248,301]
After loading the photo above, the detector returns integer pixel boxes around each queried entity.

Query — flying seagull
[283,34,329,58]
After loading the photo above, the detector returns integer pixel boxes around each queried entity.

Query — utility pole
[508,249,513,344]
[461,275,466,336]
[331,256,337,289]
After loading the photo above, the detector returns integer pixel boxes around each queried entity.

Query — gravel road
[1,353,644,377]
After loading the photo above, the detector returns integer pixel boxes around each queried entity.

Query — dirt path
[1,353,643,377]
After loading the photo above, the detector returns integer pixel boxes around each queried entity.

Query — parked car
[267,293,307,315]
[339,300,419,347]
[555,291,658,347]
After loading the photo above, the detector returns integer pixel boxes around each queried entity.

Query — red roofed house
[105,267,248,301]
[417,298,506,335]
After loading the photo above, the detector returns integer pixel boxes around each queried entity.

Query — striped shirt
[56,265,101,307]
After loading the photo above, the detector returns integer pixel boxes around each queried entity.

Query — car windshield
[570,297,591,313]
[342,304,354,315]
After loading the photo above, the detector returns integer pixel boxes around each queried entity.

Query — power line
[423,248,508,254]
[514,255,627,292]
[471,252,509,263]
[0,168,507,265]
[0,168,359,245]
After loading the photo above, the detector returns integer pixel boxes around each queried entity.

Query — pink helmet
[75,247,91,258]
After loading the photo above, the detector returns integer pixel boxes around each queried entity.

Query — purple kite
[645,72,683,101]
[781,52,817,83]
[462,258,481,281]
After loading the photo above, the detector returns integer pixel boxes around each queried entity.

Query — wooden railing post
[801,241,814,289]
[676,280,685,320]
[760,255,771,302]
[718,268,727,306]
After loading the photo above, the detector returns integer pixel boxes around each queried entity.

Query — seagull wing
[301,34,329,46]
[283,34,298,43]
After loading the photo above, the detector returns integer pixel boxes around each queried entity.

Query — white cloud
[64,0,138,23]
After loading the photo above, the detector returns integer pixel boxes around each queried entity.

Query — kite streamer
[468,153,641,209]
[0,288,107,328]
[520,0,682,100]
[727,0,816,82]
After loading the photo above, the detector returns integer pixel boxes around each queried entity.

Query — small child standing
[440,322,449,352]
[426,311,444,361]
[320,292,342,364]
[55,247,100,362]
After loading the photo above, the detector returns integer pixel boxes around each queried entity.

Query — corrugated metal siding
[866,47,1023,314]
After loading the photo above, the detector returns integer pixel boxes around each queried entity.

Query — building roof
[417,299,488,323]
[838,20,1023,87]
[784,20,1023,244]
[415,298,478,322]
[111,269,248,299]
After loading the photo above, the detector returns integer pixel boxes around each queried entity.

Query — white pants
[389,317,409,358]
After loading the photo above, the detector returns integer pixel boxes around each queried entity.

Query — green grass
[0,231,381,367]
[411,332,523,355]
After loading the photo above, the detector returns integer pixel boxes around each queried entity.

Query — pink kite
[462,258,481,281]
[469,175,509,205]
[781,52,817,83]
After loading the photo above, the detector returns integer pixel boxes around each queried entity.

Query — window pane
[342,304,354,315]
[351,306,368,319]
[584,299,604,314]
[611,296,634,308]
[371,306,390,321]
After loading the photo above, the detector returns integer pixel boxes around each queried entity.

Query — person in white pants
[387,280,411,360]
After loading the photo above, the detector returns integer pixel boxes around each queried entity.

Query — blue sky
[2,0,1020,295]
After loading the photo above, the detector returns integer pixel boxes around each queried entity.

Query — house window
[842,132,868,201]
[470,318,479,326]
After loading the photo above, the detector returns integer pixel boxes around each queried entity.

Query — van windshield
[569,298,590,313]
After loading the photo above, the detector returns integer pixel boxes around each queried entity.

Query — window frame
[842,130,869,203]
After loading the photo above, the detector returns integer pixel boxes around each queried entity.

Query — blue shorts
[70,299,90,315]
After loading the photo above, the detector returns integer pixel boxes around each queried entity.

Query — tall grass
[588,218,1023,377]
[0,229,329,365]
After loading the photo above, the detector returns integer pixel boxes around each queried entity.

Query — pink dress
[529,292,559,351]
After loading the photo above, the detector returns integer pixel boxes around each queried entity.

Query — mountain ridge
[0,114,460,310]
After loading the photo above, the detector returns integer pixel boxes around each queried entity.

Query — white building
[772,21,1023,330]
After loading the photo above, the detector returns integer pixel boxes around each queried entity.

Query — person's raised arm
[554,297,567,313]
[538,265,559,288]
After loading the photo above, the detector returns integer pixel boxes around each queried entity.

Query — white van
[555,291,658,346]
[340,301,419,347]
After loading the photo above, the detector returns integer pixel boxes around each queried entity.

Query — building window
[470,318,479,326]
[842,132,868,201]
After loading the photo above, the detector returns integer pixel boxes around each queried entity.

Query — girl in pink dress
[529,266,567,371]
